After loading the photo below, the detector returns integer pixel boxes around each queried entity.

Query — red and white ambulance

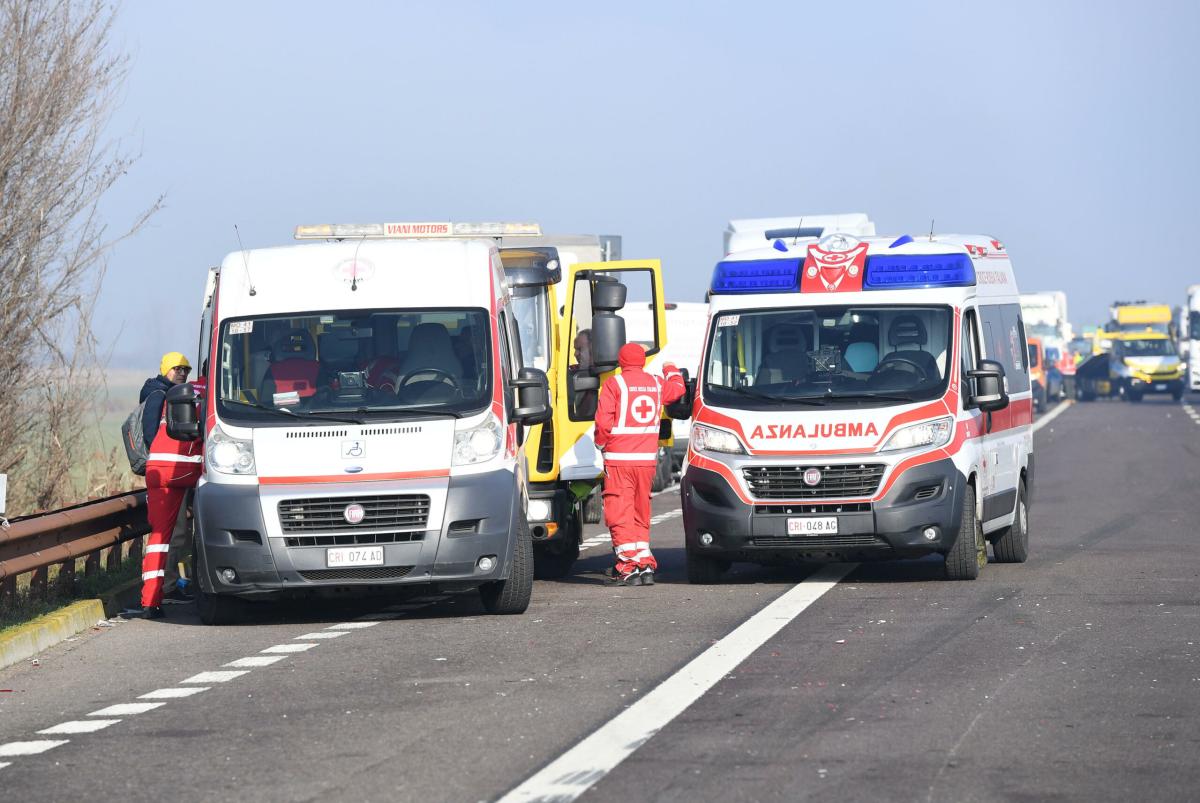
[682,216,1033,581]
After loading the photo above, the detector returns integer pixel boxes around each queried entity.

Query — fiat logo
[803,468,823,487]
[343,503,366,524]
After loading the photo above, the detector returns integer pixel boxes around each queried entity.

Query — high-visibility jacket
[594,364,686,468]
[146,397,203,489]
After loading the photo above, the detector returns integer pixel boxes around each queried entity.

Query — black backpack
[120,390,163,476]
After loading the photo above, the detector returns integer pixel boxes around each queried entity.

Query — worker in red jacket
[133,352,204,619]
[594,343,686,585]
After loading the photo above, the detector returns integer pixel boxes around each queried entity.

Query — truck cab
[168,222,553,624]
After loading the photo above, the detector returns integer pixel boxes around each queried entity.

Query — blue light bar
[863,253,975,289]
[710,258,801,294]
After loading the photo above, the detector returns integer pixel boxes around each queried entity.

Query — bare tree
[0,0,160,513]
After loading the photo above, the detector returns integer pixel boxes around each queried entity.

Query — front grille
[750,534,886,549]
[743,464,885,500]
[278,494,430,533]
[284,532,425,548]
[536,419,555,474]
[297,566,414,582]
[754,503,871,515]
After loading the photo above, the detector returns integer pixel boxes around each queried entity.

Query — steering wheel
[874,355,931,381]
[395,368,462,390]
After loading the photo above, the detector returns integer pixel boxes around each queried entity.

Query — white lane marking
[650,482,679,498]
[328,621,380,630]
[1032,399,1072,433]
[140,687,209,700]
[180,670,248,684]
[39,719,121,735]
[0,740,70,757]
[89,702,165,717]
[0,761,9,769]
[296,631,348,639]
[225,656,287,668]
[498,563,855,803]
[649,509,683,525]
[261,643,317,654]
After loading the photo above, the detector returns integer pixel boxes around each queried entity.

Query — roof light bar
[711,258,801,294]
[863,253,975,289]
[294,221,542,240]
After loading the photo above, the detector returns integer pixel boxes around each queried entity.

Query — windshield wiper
[223,399,364,425]
[710,385,828,407]
[312,404,463,420]
[820,392,918,404]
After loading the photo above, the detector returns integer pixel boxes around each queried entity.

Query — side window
[961,309,981,404]
[1001,303,1031,393]
[496,311,515,415]
[979,305,1009,388]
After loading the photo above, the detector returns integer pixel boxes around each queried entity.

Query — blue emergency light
[863,253,975,289]
[710,258,801,294]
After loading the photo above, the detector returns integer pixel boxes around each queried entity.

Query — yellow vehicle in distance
[499,238,673,578]
[1076,331,1184,402]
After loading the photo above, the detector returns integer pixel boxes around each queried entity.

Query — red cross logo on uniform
[630,394,656,424]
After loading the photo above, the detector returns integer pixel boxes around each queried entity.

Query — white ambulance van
[682,217,1032,582]
[164,222,553,623]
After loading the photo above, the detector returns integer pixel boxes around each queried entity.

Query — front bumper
[194,471,520,598]
[681,457,968,562]
[1129,376,1184,395]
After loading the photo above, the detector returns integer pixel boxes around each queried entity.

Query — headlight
[527,498,552,522]
[879,417,954,453]
[454,416,502,465]
[207,423,255,475]
[692,424,745,455]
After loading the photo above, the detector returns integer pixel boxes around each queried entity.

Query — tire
[686,546,730,584]
[1034,385,1047,412]
[944,484,985,580]
[533,510,581,580]
[194,539,243,625]
[1172,388,1184,402]
[651,448,669,492]
[480,518,533,614]
[1128,389,1143,402]
[991,481,1029,563]
[582,488,603,525]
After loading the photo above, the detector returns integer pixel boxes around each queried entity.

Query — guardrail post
[0,575,14,605]
[85,547,101,577]
[57,557,77,595]
[29,566,48,598]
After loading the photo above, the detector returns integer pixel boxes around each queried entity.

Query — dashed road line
[498,563,856,803]
[1032,399,1072,433]
[261,643,318,654]
[140,687,208,700]
[225,656,287,668]
[38,720,121,735]
[329,621,380,630]
[89,702,164,717]
[0,740,69,757]
[181,670,249,684]
[296,631,348,639]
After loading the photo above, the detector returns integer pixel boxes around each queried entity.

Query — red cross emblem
[630,394,656,424]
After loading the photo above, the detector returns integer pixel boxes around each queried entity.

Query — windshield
[511,286,551,371]
[1025,322,1058,339]
[216,308,491,424]
[704,305,953,409]
[1190,311,1200,341]
[1119,338,1174,358]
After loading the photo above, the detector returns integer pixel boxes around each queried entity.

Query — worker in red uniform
[594,343,686,585]
[132,352,204,619]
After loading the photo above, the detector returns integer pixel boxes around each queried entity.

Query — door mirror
[512,367,552,425]
[569,371,600,393]
[589,275,628,372]
[665,368,696,420]
[165,382,201,441]
[967,358,1009,412]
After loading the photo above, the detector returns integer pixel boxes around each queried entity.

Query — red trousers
[603,464,657,575]
[142,483,187,608]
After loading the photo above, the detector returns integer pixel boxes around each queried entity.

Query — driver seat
[755,325,808,385]
[877,315,940,378]
[396,323,464,389]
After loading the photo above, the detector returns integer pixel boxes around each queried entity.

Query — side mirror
[589,275,628,371]
[967,359,1009,412]
[665,368,695,420]
[591,277,627,312]
[512,367,552,425]
[165,383,201,441]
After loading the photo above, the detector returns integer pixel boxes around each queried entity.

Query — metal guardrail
[0,490,149,602]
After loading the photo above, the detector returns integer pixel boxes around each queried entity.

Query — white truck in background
[1187,284,1200,391]
[1019,291,1071,346]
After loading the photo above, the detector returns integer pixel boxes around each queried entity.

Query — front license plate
[787,517,838,535]
[326,546,384,567]
[1154,383,1167,391]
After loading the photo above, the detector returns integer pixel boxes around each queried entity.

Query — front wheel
[480,518,533,614]
[991,481,1029,563]
[534,511,581,580]
[194,538,243,625]
[686,547,730,584]
[945,484,985,580]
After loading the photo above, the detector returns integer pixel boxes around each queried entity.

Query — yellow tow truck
[499,239,675,577]
[1075,331,1184,402]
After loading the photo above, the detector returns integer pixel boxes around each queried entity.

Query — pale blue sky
[97,0,1200,368]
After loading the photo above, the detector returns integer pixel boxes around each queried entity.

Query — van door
[555,259,668,480]
[977,303,1029,528]
[960,307,990,515]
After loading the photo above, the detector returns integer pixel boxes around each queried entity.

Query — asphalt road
[2,397,1198,802]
